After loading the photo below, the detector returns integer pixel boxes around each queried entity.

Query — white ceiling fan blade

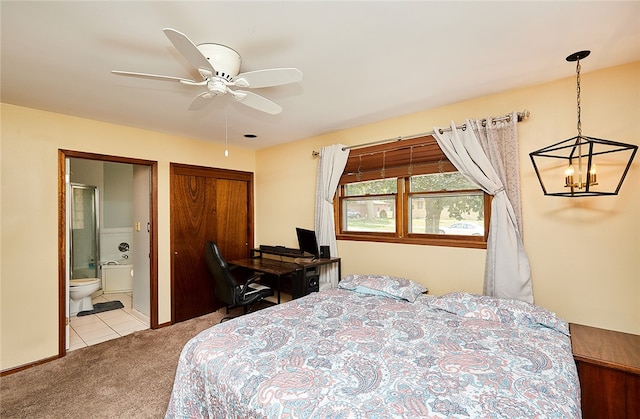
[111,70,202,84]
[162,28,216,75]
[188,91,215,111]
[231,90,282,114]
[233,68,303,88]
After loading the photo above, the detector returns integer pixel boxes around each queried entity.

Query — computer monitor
[296,227,319,258]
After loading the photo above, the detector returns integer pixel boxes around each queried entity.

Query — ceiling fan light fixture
[206,79,228,96]
[529,50,637,197]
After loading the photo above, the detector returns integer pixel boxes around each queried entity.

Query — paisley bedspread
[165,288,581,418]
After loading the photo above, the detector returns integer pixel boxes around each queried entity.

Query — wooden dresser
[569,323,640,419]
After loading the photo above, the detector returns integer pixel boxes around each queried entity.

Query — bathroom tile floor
[69,292,149,351]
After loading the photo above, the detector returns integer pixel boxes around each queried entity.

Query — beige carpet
[0,307,241,418]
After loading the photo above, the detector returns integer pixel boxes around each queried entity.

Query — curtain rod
[311,110,529,157]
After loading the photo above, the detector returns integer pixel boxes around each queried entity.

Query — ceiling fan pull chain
[224,108,229,157]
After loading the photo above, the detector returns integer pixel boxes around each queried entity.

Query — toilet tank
[101,263,133,293]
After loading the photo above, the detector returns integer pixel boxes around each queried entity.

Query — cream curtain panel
[314,144,350,289]
[433,113,533,303]
[472,114,524,234]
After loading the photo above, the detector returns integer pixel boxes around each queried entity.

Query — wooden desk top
[231,256,341,276]
[570,323,640,375]
[292,257,341,267]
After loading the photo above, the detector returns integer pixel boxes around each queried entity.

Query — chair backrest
[204,241,238,306]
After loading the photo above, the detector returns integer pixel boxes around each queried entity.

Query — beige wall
[256,61,640,335]
[0,105,255,370]
[2,61,638,372]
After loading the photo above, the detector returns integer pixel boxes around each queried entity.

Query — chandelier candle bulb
[565,165,575,187]
[589,164,597,185]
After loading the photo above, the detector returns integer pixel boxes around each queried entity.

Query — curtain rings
[481,114,512,128]
[440,124,468,133]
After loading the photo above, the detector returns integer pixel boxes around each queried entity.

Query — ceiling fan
[112,28,303,114]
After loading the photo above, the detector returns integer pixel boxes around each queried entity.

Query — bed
[165,275,581,418]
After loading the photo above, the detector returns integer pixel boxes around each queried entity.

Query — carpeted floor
[0,306,256,419]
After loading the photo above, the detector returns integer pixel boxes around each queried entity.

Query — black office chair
[204,241,274,322]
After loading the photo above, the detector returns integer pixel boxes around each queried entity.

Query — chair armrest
[239,290,265,306]
[239,272,265,295]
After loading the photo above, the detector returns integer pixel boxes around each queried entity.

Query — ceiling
[2,1,639,150]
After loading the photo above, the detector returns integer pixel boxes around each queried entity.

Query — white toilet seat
[70,278,100,286]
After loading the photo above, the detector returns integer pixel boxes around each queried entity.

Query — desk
[231,248,341,304]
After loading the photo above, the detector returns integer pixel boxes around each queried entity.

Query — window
[337,136,489,249]
[342,179,397,234]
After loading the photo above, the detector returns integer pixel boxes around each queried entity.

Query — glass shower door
[70,184,99,279]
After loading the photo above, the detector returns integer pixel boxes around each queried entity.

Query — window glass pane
[410,172,476,192]
[345,178,397,196]
[344,197,396,232]
[409,192,484,235]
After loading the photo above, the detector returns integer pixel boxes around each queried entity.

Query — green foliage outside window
[409,173,484,235]
[345,178,397,195]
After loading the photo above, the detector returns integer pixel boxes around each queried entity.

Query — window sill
[336,233,487,249]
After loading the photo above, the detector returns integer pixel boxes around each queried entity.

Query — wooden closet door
[170,164,253,323]
[214,178,250,261]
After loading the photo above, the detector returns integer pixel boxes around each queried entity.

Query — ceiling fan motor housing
[197,44,241,81]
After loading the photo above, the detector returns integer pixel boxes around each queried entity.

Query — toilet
[69,278,101,316]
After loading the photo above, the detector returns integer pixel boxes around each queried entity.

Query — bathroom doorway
[58,150,159,357]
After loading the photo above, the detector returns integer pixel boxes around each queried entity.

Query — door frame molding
[58,149,159,358]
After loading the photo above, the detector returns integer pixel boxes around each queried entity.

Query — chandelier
[529,51,637,197]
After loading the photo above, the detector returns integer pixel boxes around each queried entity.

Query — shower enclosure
[70,183,100,279]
